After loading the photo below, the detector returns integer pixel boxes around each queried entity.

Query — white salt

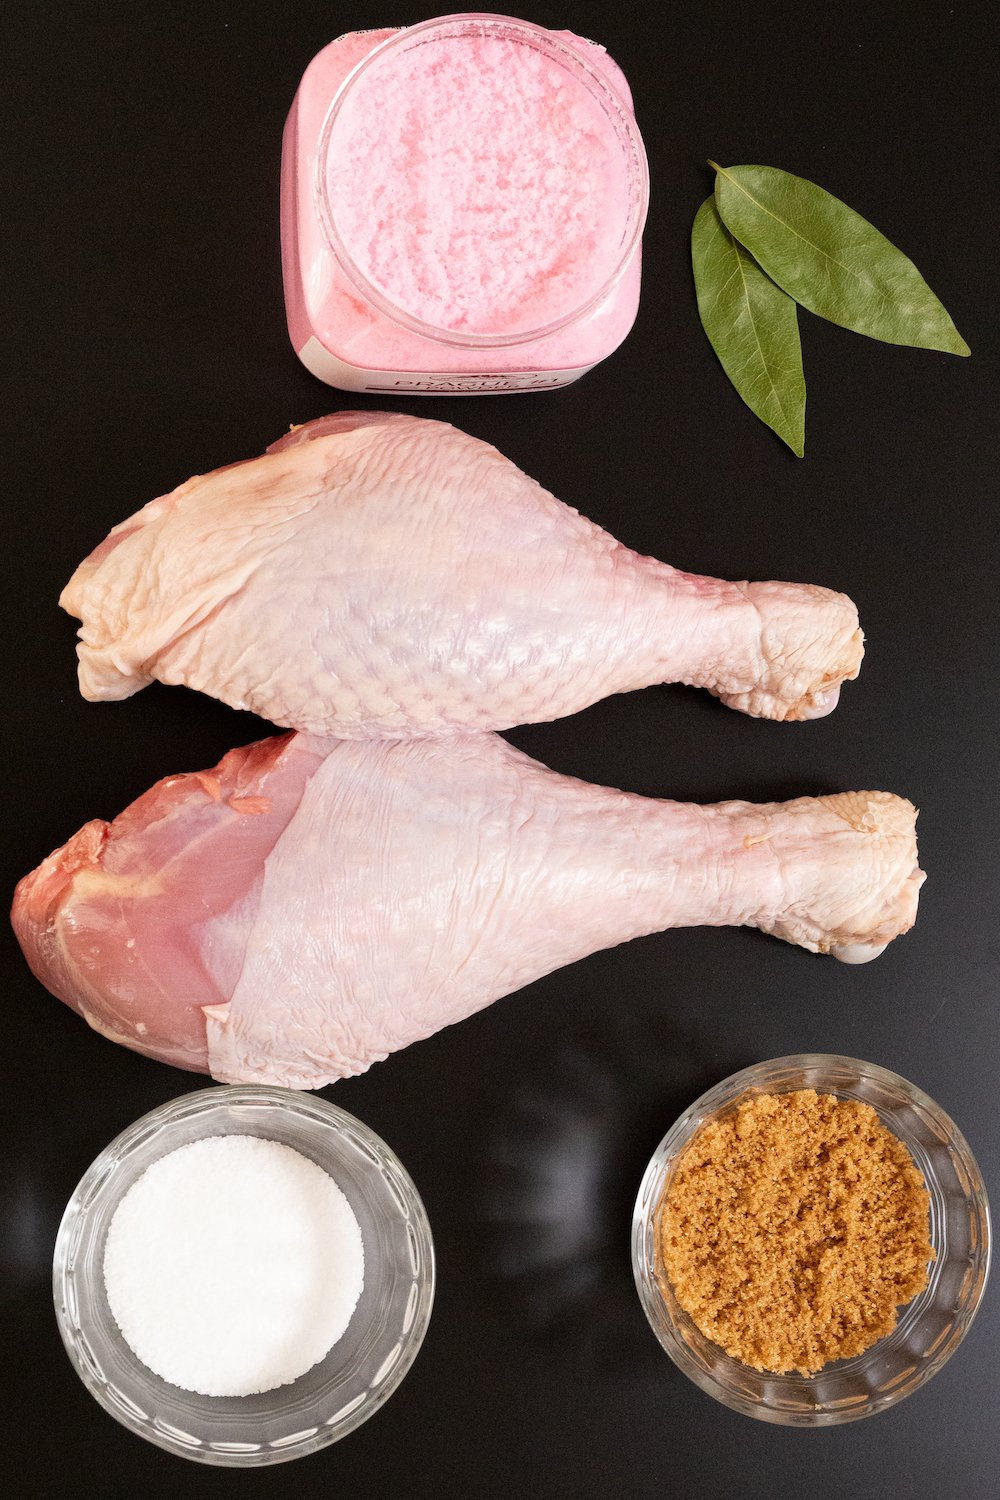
[103,1135,364,1397]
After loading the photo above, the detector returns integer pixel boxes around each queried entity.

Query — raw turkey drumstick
[62,413,864,736]
[12,733,922,1090]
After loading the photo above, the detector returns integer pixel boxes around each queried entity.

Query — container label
[298,337,593,394]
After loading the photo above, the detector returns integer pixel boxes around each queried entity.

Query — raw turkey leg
[61,413,864,736]
[12,733,922,1090]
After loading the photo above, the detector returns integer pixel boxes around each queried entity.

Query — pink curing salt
[281,15,648,393]
[324,30,632,340]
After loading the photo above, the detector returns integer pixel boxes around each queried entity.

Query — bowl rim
[53,1084,436,1466]
[631,1053,991,1426]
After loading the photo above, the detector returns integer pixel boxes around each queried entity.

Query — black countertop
[4,3,998,1496]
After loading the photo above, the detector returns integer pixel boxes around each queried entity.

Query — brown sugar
[657,1090,934,1375]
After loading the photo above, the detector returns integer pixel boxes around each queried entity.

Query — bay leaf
[710,162,970,355]
[691,195,806,457]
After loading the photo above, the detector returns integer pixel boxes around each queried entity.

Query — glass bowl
[632,1054,990,1425]
[53,1086,435,1465]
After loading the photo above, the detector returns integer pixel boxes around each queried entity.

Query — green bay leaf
[710,162,970,355]
[692,195,806,457]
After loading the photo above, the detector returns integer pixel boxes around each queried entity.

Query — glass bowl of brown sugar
[631,1054,990,1425]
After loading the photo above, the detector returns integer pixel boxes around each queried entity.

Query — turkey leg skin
[61,413,863,735]
[12,733,922,1090]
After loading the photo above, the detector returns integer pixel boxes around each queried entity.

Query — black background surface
[4,3,998,1496]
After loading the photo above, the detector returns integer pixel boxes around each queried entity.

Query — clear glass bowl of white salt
[53,1086,435,1466]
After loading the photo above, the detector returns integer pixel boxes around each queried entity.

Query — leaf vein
[733,244,790,430]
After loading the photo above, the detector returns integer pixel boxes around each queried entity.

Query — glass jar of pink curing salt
[280,14,649,393]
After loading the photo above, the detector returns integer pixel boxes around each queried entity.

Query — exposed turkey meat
[12,733,922,1090]
[61,413,864,735]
